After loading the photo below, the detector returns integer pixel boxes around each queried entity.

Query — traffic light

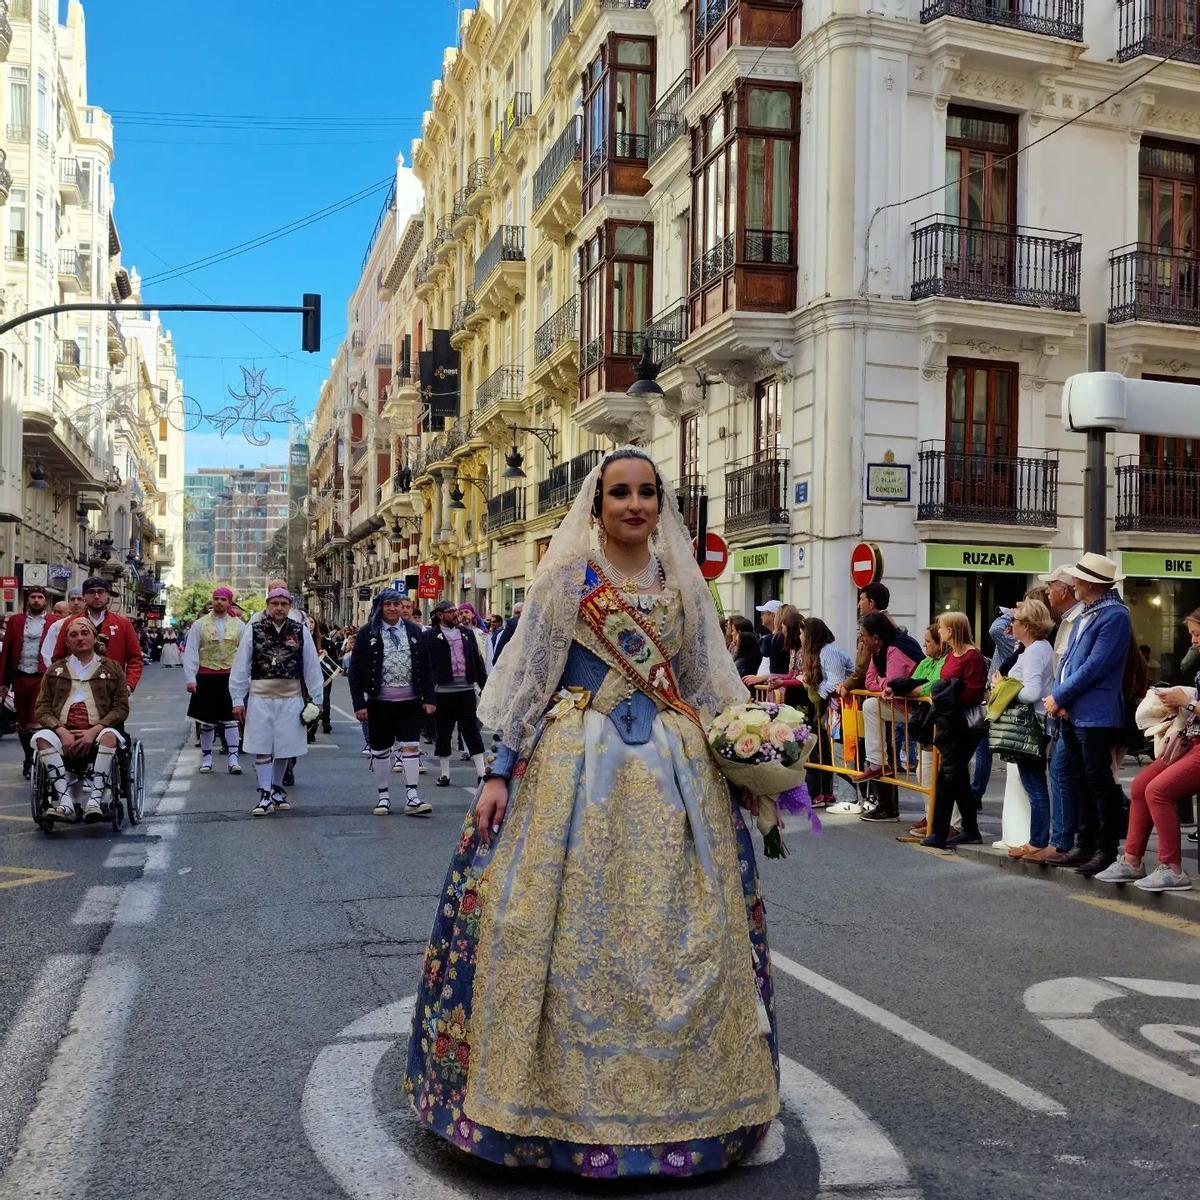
[301,293,321,353]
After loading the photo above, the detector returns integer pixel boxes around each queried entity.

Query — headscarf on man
[367,587,406,636]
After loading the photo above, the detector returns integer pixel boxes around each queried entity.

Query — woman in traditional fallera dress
[405,448,781,1178]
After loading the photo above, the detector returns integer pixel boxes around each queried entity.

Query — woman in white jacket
[997,598,1056,862]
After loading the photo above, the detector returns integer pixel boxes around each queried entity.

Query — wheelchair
[29,737,146,835]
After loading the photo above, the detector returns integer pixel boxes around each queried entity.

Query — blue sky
[84,0,459,470]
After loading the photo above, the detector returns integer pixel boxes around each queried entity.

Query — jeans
[1059,723,1127,860]
[971,736,993,802]
[1125,744,1200,869]
[1048,731,1076,851]
[1016,758,1051,849]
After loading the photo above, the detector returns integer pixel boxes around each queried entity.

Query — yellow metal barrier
[755,685,939,823]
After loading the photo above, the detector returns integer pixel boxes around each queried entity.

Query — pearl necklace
[600,551,660,594]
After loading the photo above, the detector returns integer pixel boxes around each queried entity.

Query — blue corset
[489,643,671,779]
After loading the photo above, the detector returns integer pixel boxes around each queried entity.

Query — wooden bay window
[582,35,655,213]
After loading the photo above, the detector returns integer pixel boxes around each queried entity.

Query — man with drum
[0,584,54,778]
[229,586,323,816]
[183,585,245,775]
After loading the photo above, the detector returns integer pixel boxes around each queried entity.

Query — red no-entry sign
[693,531,729,581]
[850,542,883,589]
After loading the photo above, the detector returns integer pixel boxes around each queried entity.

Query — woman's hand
[741,673,765,686]
[1156,686,1192,709]
[880,685,894,700]
[475,777,509,846]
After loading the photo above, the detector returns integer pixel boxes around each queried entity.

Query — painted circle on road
[1025,976,1200,1106]
[301,995,920,1199]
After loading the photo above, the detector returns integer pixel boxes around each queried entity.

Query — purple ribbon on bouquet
[777,782,821,835]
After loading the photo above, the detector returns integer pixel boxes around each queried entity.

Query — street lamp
[501,424,559,480]
[29,458,49,490]
[625,342,664,400]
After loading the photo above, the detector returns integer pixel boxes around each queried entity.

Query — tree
[166,581,266,622]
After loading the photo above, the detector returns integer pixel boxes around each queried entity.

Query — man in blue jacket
[1043,554,1133,877]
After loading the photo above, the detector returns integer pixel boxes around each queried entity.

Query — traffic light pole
[0,294,322,349]
[1084,321,1107,555]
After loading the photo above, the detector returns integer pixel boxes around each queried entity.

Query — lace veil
[479,446,749,752]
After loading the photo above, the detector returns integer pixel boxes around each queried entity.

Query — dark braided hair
[590,448,665,518]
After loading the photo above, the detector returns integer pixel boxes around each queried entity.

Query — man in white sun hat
[1042,553,1132,878]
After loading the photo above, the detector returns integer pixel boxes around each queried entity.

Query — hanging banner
[419,330,460,431]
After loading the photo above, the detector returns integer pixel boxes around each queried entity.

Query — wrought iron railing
[375,344,392,366]
[394,355,414,382]
[452,187,472,224]
[725,456,789,532]
[490,92,533,160]
[581,337,602,372]
[676,476,706,538]
[534,296,578,365]
[533,117,582,213]
[614,131,650,159]
[745,229,792,265]
[910,216,1081,310]
[610,329,645,357]
[695,0,733,40]
[921,0,1083,36]
[433,214,453,247]
[59,158,78,190]
[415,250,438,287]
[649,72,691,165]
[538,449,604,515]
[451,298,477,334]
[1109,243,1200,325]
[476,364,524,411]
[465,158,489,195]
[1116,456,1200,531]
[691,232,735,290]
[485,486,527,533]
[351,330,366,349]
[474,225,526,292]
[1118,0,1200,60]
[0,2,11,46]
[645,300,688,363]
[917,443,1059,526]
[58,340,81,369]
[58,248,84,281]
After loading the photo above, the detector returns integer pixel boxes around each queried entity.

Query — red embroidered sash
[578,562,703,732]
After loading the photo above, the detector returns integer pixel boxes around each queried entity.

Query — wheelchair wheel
[29,760,52,835]
[126,742,145,826]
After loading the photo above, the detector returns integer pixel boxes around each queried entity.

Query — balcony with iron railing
[1109,243,1200,325]
[59,157,80,202]
[645,300,688,365]
[434,213,456,262]
[693,0,801,85]
[489,92,533,164]
[910,216,1081,310]
[473,226,526,314]
[534,296,578,366]
[531,296,579,400]
[56,339,81,378]
[1116,456,1200,533]
[0,2,11,58]
[375,344,392,367]
[538,449,604,515]
[533,118,583,243]
[351,330,366,351]
[725,455,789,534]
[476,364,524,415]
[450,297,478,350]
[648,72,691,166]
[921,0,1083,37]
[463,158,492,216]
[676,476,706,539]
[583,130,651,213]
[485,486,527,533]
[57,248,88,293]
[414,249,440,299]
[1118,0,1200,61]
[917,442,1059,527]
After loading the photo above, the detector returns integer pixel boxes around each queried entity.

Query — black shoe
[947,831,983,848]
[859,806,898,822]
[1058,847,1092,867]
[282,766,295,787]
[436,775,451,787]
[1075,852,1110,877]
[920,834,948,849]
[322,724,332,734]
[21,761,31,780]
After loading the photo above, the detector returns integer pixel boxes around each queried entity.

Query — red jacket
[51,610,144,692]
[0,612,53,686]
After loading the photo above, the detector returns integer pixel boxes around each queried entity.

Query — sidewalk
[832,754,1200,925]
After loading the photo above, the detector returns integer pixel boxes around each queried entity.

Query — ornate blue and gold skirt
[404,705,780,1177]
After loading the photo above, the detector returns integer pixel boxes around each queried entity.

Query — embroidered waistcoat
[250,619,303,680]
[197,614,241,671]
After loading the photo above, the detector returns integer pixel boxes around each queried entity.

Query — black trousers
[1059,723,1126,859]
[434,690,484,758]
[930,723,985,842]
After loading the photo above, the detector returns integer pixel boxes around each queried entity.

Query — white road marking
[1026,976,1200,1106]
[70,885,122,925]
[772,953,1066,1115]
[155,794,187,814]
[303,996,920,1199]
[0,956,138,1200]
[113,880,160,924]
[1139,1024,1200,1066]
[154,820,179,838]
[0,954,90,1157]
[103,845,143,869]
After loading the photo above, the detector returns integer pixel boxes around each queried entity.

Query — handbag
[1161,732,1194,766]
[989,701,1046,764]
[986,676,1023,723]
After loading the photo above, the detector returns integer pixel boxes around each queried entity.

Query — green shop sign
[733,544,789,574]
[1121,551,1200,579]
[923,543,1050,574]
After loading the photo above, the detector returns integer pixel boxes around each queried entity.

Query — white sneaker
[227,756,242,775]
[83,798,104,822]
[1094,857,1146,884]
[373,797,391,816]
[826,800,863,815]
[392,759,403,773]
[1134,864,1193,892]
[198,756,212,774]
[404,789,432,817]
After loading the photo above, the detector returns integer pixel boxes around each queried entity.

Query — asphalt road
[2,664,1199,1199]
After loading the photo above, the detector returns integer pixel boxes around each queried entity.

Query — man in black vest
[423,599,487,786]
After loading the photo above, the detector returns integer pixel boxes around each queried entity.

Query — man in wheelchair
[32,616,130,822]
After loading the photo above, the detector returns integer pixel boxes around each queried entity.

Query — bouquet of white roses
[707,701,818,858]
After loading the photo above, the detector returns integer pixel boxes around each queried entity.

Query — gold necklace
[602,552,659,594]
